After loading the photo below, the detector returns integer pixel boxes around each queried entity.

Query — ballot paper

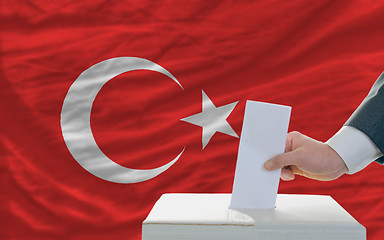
[230,101,291,209]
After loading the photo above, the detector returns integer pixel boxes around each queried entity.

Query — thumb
[264,150,302,171]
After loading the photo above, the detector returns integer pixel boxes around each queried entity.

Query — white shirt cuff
[326,126,383,174]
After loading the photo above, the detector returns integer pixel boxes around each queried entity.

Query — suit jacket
[345,72,384,164]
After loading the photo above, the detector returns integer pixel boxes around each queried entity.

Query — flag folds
[2,1,384,239]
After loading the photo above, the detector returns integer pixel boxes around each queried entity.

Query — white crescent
[61,57,185,183]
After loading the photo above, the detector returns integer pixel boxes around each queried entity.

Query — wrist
[325,144,348,177]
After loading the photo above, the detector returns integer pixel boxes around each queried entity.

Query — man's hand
[264,131,348,181]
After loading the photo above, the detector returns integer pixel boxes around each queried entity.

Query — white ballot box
[142,193,365,240]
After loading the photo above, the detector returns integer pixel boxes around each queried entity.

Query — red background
[2,1,384,239]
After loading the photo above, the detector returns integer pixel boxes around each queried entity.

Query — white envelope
[230,101,291,209]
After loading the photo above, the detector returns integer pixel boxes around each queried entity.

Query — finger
[284,131,296,152]
[281,167,295,181]
[264,150,302,171]
[285,131,302,152]
[289,166,329,181]
[290,165,304,176]
[284,135,292,152]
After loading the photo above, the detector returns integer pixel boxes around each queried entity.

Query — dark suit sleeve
[345,72,384,164]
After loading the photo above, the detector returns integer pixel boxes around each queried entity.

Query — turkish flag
[2,1,384,240]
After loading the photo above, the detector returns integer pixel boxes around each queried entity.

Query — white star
[181,90,239,149]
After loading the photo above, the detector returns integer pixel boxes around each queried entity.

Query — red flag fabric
[2,1,384,239]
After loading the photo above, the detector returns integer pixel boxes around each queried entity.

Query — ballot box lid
[144,193,362,226]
